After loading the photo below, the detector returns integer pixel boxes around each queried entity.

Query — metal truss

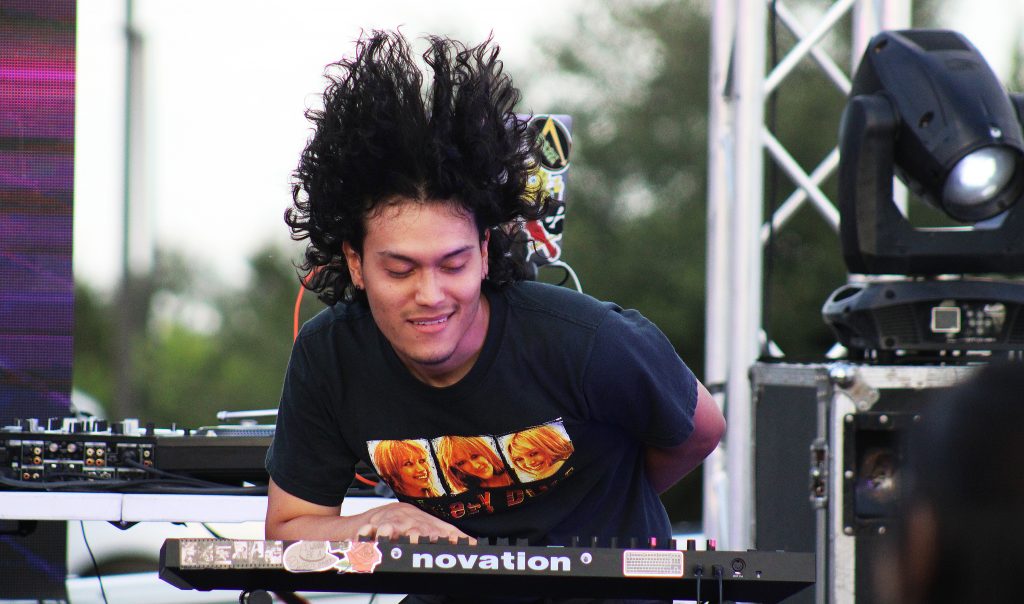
[703,0,910,550]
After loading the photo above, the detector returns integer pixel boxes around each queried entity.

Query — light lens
[942,146,1018,215]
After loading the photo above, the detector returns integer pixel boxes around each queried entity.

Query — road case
[750,361,978,604]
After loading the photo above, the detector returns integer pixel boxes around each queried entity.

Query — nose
[414,269,445,306]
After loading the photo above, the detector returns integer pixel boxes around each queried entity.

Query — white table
[0,492,392,523]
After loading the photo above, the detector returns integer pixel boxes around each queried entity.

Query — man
[265,30,725,601]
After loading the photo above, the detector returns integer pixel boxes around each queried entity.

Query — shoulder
[296,298,373,342]
[500,281,618,330]
[299,298,372,335]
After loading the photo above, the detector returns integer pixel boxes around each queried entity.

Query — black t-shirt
[267,281,698,546]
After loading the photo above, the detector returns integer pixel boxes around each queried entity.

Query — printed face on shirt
[344,199,490,387]
[503,422,575,482]
[454,452,497,481]
[509,442,560,478]
[369,439,443,498]
[433,434,514,494]
[397,451,433,492]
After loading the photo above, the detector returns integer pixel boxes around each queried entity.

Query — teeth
[413,317,447,326]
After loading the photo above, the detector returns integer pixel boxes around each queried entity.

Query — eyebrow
[376,245,476,264]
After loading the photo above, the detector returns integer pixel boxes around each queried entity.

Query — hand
[354,502,475,544]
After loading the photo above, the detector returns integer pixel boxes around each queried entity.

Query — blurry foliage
[73,246,319,428]
[529,0,712,377]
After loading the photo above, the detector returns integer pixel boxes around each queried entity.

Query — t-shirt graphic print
[367,419,575,521]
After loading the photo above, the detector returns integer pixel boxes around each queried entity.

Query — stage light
[837,29,1024,275]
[824,30,1024,359]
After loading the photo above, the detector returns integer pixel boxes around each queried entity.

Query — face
[453,452,496,480]
[395,450,433,494]
[344,199,489,387]
[510,443,555,476]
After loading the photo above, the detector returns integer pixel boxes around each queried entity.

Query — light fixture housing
[839,29,1024,276]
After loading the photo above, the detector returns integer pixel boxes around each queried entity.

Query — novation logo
[407,550,572,573]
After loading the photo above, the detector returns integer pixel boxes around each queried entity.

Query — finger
[356,524,375,539]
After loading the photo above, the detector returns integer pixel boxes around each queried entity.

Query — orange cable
[354,474,378,487]
[293,283,304,342]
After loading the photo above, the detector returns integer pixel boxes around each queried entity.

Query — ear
[342,242,364,289]
[480,229,491,280]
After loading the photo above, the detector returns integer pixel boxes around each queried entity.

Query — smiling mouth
[412,317,448,326]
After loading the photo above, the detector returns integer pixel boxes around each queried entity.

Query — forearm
[644,442,714,494]
[265,510,368,541]
[266,486,472,543]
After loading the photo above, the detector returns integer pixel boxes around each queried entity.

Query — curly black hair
[285,30,551,305]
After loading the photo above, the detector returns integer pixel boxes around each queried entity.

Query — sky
[73,0,1024,293]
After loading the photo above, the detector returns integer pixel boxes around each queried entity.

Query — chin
[406,348,457,367]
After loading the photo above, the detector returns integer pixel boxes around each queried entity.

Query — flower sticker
[345,541,383,573]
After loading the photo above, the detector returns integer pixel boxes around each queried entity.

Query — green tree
[73,283,116,411]
[73,246,311,428]
[528,0,712,371]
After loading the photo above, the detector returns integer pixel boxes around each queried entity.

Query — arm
[644,382,725,494]
[265,479,473,543]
